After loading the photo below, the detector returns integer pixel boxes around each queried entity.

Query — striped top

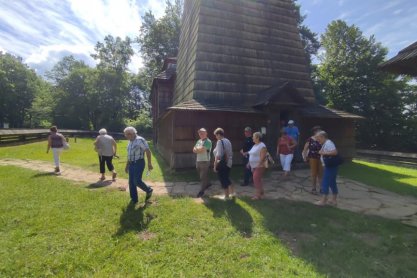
[127,136,149,162]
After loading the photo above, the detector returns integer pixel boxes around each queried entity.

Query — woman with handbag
[315,131,341,206]
[213,128,234,199]
[302,126,323,194]
[248,132,267,200]
[46,126,66,175]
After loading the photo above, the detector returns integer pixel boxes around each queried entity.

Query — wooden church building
[151,0,361,169]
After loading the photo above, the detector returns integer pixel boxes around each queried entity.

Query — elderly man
[94,128,117,181]
[124,126,153,204]
[193,128,212,198]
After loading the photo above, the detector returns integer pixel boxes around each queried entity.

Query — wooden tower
[151,0,361,168]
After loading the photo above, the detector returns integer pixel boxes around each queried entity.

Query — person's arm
[289,137,297,149]
[257,147,267,168]
[276,140,280,155]
[112,139,117,155]
[46,136,51,153]
[145,149,153,170]
[302,141,309,161]
[320,148,338,156]
[94,137,99,147]
[193,144,206,154]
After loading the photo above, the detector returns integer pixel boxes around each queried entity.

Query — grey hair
[253,131,262,140]
[316,130,328,139]
[99,128,107,135]
[123,126,137,134]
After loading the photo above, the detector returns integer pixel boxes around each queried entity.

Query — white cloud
[0,0,167,75]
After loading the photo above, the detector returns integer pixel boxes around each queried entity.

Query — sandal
[311,188,318,195]
[314,200,327,206]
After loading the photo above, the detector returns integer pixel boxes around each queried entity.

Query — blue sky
[0,0,416,75]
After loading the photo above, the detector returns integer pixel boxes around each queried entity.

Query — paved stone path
[1,158,417,227]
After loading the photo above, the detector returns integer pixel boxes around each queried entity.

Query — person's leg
[105,156,114,172]
[225,166,235,197]
[328,166,339,204]
[52,148,62,172]
[283,154,293,176]
[279,154,285,173]
[318,162,324,192]
[128,162,138,203]
[218,167,229,198]
[242,157,252,186]
[99,155,105,179]
[309,159,318,191]
[197,162,209,197]
[105,156,117,180]
[135,159,153,197]
[316,167,330,205]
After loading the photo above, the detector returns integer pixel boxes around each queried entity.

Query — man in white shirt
[124,126,153,204]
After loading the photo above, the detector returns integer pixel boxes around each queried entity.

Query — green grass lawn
[340,160,417,198]
[1,165,417,277]
[0,138,247,182]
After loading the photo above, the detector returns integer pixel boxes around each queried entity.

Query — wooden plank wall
[168,110,267,168]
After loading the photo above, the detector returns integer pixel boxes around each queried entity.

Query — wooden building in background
[151,0,361,169]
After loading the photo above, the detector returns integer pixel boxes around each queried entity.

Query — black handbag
[323,154,344,168]
[216,140,228,171]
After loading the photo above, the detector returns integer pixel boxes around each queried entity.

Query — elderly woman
[276,128,297,177]
[248,132,267,200]
[315,131,340,206]
[46,126,66,174]
[302,126,323,194]
[213,128,234,199]
[94,128,117,181]
[124,126,153,204]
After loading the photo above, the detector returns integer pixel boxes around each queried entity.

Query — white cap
[288,120,294,125]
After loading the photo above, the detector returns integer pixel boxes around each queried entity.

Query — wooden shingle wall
[174,0,315,107]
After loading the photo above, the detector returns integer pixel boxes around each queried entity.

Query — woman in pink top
[276,128,297,177]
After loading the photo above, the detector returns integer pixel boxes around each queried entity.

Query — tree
[0,52,40,127]
[137,0,182,90]
[91,35,134,72]
[317,20,411,150]
[292,0,321,67]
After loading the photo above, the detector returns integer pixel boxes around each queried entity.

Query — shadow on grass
[86,180,113,189]
[113,202,152,237]
[340,161,417,198]
[203,198,253,237]
[32,172,55,177]
[246,198,417,277]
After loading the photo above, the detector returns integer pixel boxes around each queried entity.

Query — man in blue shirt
[285,120,300,162]
[285,120,299,143]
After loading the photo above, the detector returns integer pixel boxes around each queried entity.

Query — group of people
[46,120,341,206]
[192,120,341,205]
[46,126,153,204]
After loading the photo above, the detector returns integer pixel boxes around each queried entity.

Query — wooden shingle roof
[379,41,417,76]
[168,99,262,114]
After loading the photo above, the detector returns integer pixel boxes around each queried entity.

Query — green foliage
[124,110,152,136]
[317,20,416,150]
[293,0,321,67]
[91,35,134,72]
[0,52,47,127]
[46,34,144,130]
[137,0,182,90]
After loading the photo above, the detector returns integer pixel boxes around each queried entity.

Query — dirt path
[1,158,417,227]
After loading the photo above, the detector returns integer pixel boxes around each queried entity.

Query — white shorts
[280,154,294,172]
